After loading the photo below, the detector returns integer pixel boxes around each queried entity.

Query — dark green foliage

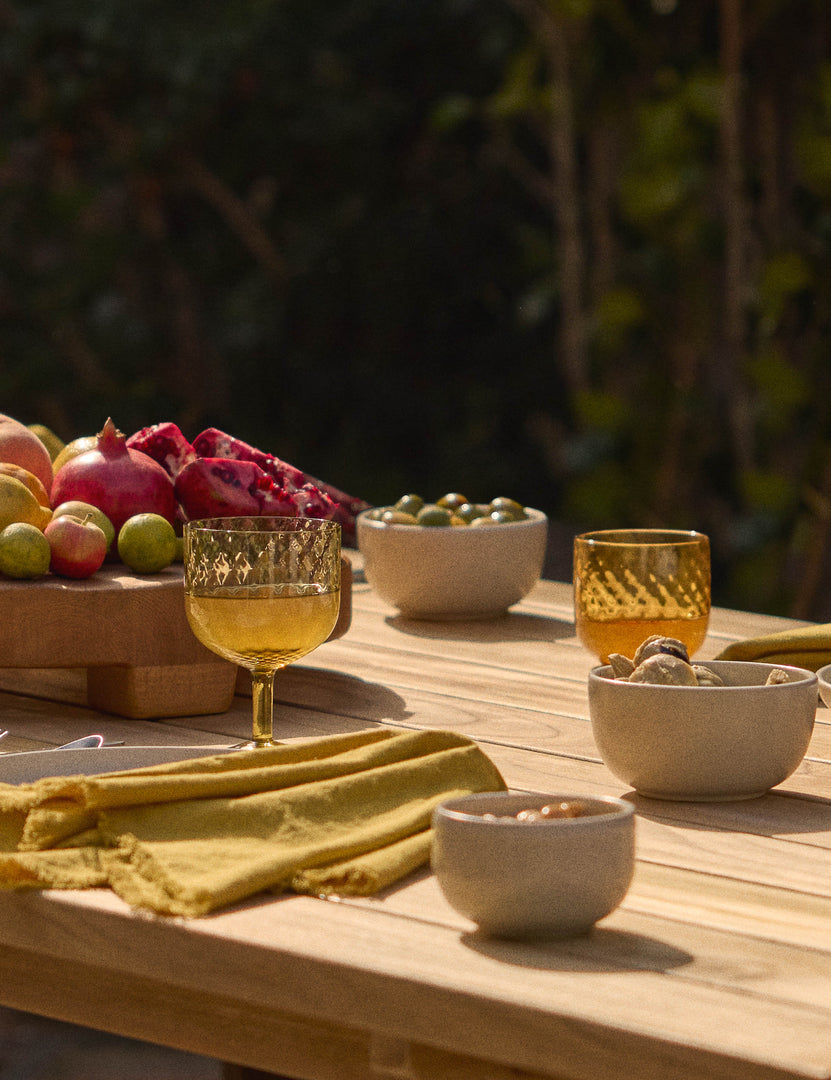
[1,0,831,616]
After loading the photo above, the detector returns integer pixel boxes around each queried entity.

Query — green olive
[488,497,527,521]
[366,507,387,520]
[437,492,469,511]
[382,509,418,525]
[395,494,424,516]
[470,514,500,527]
[455,502,488,524]
[416,504,453,527]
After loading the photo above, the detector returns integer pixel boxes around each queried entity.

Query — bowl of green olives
[356,493,548,619]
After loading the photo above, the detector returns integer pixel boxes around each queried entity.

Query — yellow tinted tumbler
[573,529,710,663]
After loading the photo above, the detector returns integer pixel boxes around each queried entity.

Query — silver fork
[55,735,125,750]
[0,732,123,754]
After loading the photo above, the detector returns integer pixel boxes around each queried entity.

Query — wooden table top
[0,560,828,1080]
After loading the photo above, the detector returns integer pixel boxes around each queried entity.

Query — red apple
[44,513,108,579]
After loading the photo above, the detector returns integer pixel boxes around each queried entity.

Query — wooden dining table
[0,555,830,1080]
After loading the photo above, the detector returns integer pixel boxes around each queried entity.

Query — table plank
[0,881,828,1080]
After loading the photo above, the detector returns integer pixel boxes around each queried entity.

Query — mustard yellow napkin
[0,728,505,917]
[715,622,831,671]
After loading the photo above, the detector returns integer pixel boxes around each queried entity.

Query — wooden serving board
[0,558,352,719]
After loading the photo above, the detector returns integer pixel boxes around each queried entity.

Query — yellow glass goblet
[184,516,341,748]
[573,528,711,663]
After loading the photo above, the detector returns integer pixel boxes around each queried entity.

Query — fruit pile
[0,413,368,582]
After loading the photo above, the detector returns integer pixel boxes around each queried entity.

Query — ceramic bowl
[431,791,635,939]
[356,508,548,619]
[817,664,831,710]
[588,660,818,802]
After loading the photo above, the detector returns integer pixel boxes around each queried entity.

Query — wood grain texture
[0,558,352,718]
[0,560,353,670]
[0,574,829,1078]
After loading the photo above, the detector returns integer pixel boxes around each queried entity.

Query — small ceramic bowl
[356,507,548,619]
[431,791,635,939]
[588,660,818,802]
[817,664,831,710]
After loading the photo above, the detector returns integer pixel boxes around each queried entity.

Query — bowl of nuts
[816,663,831,711]
[431,791,635,939]
[588,635,818,802]
[356,493,548,620]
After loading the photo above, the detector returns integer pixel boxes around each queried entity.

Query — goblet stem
[250,667,278,748]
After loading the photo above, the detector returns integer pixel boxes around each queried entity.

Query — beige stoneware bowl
[588,660,818,802]
[356,507,548,619]
[431,791,635,939]
[817,663,831,710]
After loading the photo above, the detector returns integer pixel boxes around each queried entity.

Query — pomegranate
[193,427,369,523]
[126,422,196,480]
[0,414,54,497]
[51,418,177,535]
[175,457,301,520]
[129,420,367,537]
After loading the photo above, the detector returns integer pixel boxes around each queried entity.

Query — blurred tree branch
[718,0,755,477]
[176,150,288,288]
[504,0,588,392]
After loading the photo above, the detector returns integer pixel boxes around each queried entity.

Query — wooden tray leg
[87,661,238,719]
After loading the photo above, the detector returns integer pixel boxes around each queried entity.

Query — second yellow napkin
[0,727,505,917]
[715,622,831,671]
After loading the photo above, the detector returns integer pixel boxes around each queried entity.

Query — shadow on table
[386,611,574,645]
[213,892,692,977]
[461,926,692,974]
[621,788,831,836]
[277,666,414,725]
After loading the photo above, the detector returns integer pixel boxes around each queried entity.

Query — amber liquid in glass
[575,612,710,665]
[185,584,340,670]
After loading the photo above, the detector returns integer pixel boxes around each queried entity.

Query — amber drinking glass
[573,529,711,663]
[184,516,341,748]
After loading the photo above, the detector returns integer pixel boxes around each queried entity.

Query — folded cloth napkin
[0,727,505,917]
[715,622,831,671]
